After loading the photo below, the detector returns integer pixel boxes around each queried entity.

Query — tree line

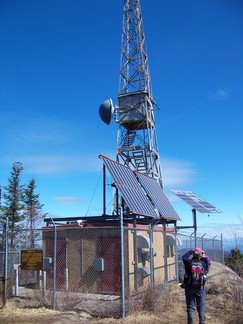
[0,162,46,250]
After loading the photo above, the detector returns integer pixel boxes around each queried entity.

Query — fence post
[133,221,138,292]
[42,271,46,297]
[190,232,194,249]
[120,207,125,319]
[201,233,207,251]
[221,234,224,264]
[14,264,19,296]
[212,235,217,261]
[175,230,179,283]
[51,219,57,310]
[149,223,154,288]
[64,268,69,291]
[163,223,168,282]
[3,216,9,307]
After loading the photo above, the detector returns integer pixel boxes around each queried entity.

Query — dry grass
[1,285,242,324]
[1,269,243,323]
[93,280,243,324]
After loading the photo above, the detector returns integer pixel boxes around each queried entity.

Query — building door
[45,238,66,289]
[98,236,120,293]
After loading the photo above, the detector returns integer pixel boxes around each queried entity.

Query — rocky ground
[0,262,242,323]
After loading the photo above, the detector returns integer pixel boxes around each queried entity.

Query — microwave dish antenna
[99,98,115,125]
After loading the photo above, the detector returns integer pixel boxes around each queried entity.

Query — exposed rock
[206,261,243,297]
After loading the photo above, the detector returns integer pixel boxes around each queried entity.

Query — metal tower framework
[116,0,163,187]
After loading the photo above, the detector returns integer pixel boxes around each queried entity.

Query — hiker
[182,247,209,324]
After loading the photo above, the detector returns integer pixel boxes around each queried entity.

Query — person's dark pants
[185,286,206,324]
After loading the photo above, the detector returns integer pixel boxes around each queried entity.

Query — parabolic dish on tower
[99,98,114,125]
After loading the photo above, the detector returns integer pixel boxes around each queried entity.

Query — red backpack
[189,260,204,287]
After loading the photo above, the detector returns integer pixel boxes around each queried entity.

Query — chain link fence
[0,223,224,317]
[177,231,224,262]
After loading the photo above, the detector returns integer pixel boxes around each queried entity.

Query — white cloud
[1,144,197,192]
[207,88,230,102]
[55,196,82,205]
[161,157,197,188]
[21,153,103,175]
[0,153,103,176]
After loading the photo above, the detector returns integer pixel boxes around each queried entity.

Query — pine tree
[225,248,243,278]
[1,162,25,248]
[22,177,47,248]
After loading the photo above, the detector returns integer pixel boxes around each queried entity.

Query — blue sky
[0,0,242,243]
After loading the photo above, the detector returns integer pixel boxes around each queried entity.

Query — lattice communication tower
[99,0,163,188]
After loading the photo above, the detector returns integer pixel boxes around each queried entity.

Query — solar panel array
[170,190,221,213]
[101,155,158,217]
[136,172,180,220]
[100,155,180,220]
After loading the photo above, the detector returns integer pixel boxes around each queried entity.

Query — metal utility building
[43,156,180,293]
[43,221,178,294]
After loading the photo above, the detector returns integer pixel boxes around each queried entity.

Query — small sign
[21,250,43,270]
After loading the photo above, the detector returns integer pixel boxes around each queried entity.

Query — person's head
[202,250,205,256]
[193,247,202,259]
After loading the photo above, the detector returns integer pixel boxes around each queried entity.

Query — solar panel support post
[115,186,119,216]
[192,208,197,247]
[102,164,106,216]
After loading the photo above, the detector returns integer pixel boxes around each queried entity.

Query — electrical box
[93,258,104,271]
[43,257,52,271]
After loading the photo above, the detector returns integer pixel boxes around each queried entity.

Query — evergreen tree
[0,162,25,247]
[22,177,47,248]
[225,248,243,278]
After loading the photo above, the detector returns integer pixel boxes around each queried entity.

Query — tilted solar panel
[100,155,158,218]
[171,190,221,213]
[102,155,140,190]
[136,172,180,220]
[115,183,158,217]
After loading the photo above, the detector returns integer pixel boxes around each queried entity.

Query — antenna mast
[116,0,163,187]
